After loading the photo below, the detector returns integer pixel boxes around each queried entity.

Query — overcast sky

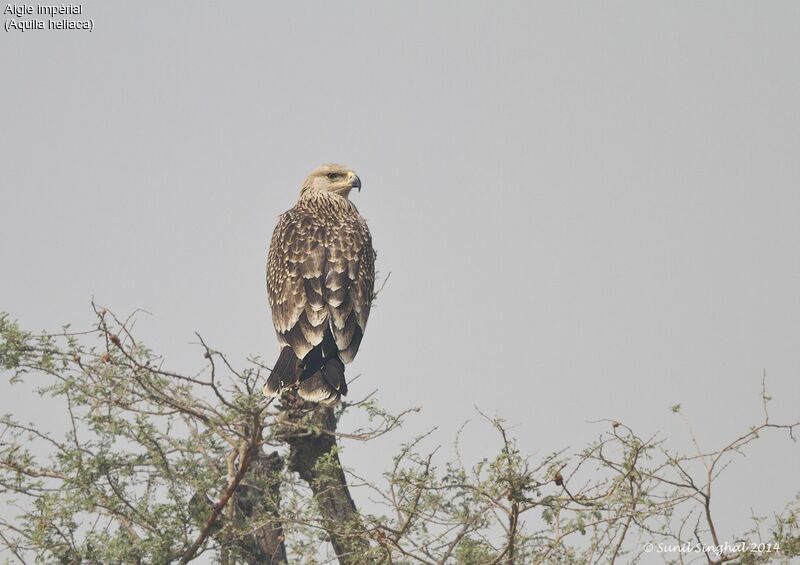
[2,2,799,562]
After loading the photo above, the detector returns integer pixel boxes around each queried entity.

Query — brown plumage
[263,164,376,405]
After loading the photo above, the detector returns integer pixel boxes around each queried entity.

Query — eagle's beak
[349,172,361,192]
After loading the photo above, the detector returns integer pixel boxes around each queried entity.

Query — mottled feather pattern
[267,191,375,364]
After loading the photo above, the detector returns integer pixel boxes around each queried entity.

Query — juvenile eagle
[262,164,375,405]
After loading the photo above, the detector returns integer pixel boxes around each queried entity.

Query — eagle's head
[300,164,361,199]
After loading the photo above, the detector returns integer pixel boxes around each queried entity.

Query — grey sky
[2,2,799,562]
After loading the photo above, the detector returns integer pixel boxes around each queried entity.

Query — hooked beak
[349,172,361,192]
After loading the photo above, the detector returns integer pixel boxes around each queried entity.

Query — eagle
[262,164,376,405]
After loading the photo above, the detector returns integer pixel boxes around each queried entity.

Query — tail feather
[298,330,337,379]
[265,329,348,405]
[262,346,298,399]
[298,357,346,405]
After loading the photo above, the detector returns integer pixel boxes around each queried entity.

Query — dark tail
[262,346,298,400]
[263,330,347,406]
[298,356,346,406]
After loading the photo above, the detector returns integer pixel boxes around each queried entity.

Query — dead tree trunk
[277,397,373,565]
[235,450,288,564]
[187,449,288,564]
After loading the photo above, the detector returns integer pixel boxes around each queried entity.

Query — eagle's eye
[326,173,341,180]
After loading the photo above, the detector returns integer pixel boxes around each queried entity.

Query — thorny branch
[0,309,798,564]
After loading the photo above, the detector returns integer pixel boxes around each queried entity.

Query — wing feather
[268,197,375,364]
[325,215,375,361]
